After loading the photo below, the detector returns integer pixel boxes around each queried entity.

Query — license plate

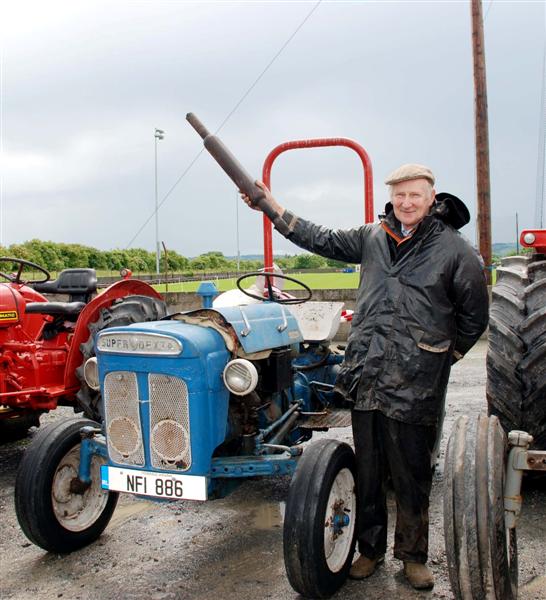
[101,466,208,501]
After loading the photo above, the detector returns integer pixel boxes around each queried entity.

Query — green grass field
[154,272,361,293]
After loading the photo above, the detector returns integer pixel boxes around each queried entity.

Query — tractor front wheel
[283,439,357,598]
[15,418,118,553]
[443,414,517,600]
[76,295,167,421]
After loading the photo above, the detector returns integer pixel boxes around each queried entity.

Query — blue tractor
[14,119,377,599]
[15,274,357,598]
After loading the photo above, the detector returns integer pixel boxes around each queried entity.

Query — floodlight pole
[154,128,165,276]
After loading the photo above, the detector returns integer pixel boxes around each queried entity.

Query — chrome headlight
[223,359,258,396]
[83,357,100,391]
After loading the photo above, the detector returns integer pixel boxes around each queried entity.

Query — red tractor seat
[33,268,97,303]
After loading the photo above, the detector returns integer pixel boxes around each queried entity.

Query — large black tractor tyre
[15,417,118,553]
[283,439,357,599]
[443,414,517,600]
[487,254,546,450]
[76,294,167,421]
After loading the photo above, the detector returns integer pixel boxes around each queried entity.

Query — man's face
[391,178,435,230]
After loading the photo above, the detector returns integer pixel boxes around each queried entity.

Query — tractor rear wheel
[76,295,167,421]
[487,254,546,449]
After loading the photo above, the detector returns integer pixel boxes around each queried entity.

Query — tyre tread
[487,254,546,449]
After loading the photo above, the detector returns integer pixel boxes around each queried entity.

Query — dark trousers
[352,409,437,564]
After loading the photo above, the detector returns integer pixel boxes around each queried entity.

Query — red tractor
[0,257,166,439]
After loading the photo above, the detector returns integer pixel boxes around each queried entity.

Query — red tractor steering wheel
[0,257,50,284]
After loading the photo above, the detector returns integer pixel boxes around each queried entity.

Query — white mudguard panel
[287,302,344,342]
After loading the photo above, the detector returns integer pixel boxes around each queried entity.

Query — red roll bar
[261,138,374,271]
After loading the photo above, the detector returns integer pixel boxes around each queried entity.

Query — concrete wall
[45,284,490,342]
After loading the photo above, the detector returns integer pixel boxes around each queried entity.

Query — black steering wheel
[0,257,50,284]
[236,272,312,305]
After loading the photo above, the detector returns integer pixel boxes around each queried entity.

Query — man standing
[242,164,488,590]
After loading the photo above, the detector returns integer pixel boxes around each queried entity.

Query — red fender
[63,280,163,390]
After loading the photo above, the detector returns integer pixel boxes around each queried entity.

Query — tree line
[1,240,351,274]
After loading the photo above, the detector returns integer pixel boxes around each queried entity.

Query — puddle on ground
[251,502,285,530]
[109,499,156,527]
[520,575,546,594]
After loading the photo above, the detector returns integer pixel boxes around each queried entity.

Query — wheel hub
[331,505,351,537]
[323,467,356,572]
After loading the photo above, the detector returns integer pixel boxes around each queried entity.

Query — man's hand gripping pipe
[186,113,289,236]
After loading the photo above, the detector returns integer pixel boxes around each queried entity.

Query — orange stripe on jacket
[381,222,413,246]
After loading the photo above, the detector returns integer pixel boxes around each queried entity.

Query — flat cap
[384,163,435,186]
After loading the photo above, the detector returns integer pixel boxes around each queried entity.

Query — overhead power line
[126,0,322,249]
[484,0,494,22]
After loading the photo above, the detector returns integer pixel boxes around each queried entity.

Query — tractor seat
[25,301,86,320]
[32,268,97,303]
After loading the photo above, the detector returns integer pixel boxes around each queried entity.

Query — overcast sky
[1,0,544,259]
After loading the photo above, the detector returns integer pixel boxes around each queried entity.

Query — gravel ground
[1,339,545,600]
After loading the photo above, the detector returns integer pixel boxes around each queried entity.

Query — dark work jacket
[280,205,489,426]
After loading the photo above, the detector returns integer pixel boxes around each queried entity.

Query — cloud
[1,1,543,256]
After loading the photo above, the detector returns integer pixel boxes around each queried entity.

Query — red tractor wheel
[0,410,41,442]
[75,295,167,421]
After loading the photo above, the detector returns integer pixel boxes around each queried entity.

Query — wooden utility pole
[471,0,492,283]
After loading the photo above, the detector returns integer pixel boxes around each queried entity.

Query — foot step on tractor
[0,258,166,440]
[14,115,375,599]
[443,227,546,600]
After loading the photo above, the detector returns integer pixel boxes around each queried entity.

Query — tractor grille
[104,372,145,466]
[148,374,191,471]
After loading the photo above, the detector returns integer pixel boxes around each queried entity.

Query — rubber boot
[403,562,434,590]
[349,555,384,580]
